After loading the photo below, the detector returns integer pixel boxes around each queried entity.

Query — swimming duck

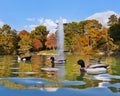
[89,57,102,63]
[17,55,31,62]
[50,56,55,67]
[77,59,109,75]
[50,56,66,64]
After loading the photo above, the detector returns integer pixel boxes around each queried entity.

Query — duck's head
[77,59,85,67]
[50,56,55,61]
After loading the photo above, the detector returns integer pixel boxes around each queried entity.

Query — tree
[107,14,118,26]
[84,20,102,35]
[33,38,43,51]
[95,28,117,52]
[0,24,17,54]
[64,22,79,51]
[45,33,57,50]
[31,25,49,49]
[17,30,33,52]
[0,30,5,54]
[72,34,90,54]
[64,20,102,52]
[109,23,120,42]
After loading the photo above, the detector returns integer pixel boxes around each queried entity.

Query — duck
[50,56,55,67]
[77,59,109,75]
[89,57,102,63]
[17,55,31,62]
[54,59,66,64]
[50,56,66,64]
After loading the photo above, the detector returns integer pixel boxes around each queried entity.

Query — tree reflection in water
[0,55,120,95]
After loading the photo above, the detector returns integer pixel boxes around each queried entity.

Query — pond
[0,54,120,96]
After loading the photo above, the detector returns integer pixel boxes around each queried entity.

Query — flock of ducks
[17,54,109,75]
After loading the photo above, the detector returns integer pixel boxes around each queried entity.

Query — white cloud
[42,18,67,34]
[56,18,67,24]
[42,19,57,33]
[25,11,120,33]
[0,19,4,27]
[38,18,44,24]
[85,11,120,27]
[24,24,38,31]
[29,24,38,30]
[25,17,67,34]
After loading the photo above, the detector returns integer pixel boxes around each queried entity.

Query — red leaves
[45,33,57,49]
[33,38,43,50]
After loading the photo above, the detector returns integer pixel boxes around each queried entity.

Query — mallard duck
[77,59,109,75]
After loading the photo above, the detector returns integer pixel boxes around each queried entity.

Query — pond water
[0,54,120,96]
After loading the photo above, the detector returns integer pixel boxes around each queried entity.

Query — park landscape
[0,14,120,96]
[0,0,120,96]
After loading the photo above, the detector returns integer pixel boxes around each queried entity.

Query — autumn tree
[33,38,43,51]
[17,30,33,53]
[45,33,57,50]
[72,34,90,54]
[0,24,17,54]
[31,25,49,49]
[95,28,117,52]
[64,22,79,51]
[64,20,102,52]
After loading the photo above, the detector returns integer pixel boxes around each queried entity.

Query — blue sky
[0,0,120,32]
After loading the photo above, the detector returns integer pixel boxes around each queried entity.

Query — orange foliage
[84,35,89,42]
[17,30,31,37]
[96,31,103,39]
[33,38,43,50]
[45,33,57,49]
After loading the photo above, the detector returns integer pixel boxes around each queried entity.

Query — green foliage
[109,23,120,42]
[31,26,49,49]
[64,19,118,55]
[0,24,17,54]
[18,30,33,51]
[0,16,120,55]
[64,20,102,53]
[107,14,118,26]
[64,22,79,51]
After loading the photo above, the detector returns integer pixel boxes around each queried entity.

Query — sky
[0,0,120,33]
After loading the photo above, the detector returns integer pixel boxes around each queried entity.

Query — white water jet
[57,17,64,60]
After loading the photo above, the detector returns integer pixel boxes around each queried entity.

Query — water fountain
[56,17,66,78]
[41,17,66,72]
[56,17,65,63]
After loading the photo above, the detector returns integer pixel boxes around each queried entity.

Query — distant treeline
[0,14,120,55]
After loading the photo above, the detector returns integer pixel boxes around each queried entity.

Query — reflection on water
[0,55,120,96]
[57,64,66,78]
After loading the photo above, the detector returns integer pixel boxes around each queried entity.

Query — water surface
[0,55,120,96]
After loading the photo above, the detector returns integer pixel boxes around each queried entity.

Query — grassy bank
[37,50,58,55]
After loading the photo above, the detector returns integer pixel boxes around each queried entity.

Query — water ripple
[0,78,85,86]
